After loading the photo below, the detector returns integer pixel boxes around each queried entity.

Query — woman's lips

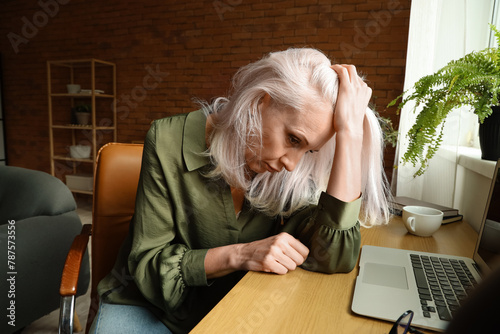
[265,163,280,173]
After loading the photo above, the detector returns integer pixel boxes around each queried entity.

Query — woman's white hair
[199,48,391,226]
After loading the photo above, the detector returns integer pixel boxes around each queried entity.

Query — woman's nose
[280,151,302,172]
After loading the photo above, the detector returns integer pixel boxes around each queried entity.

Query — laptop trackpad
[362,263,409,290]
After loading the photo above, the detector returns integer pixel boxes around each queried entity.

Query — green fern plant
[389,24,500,177]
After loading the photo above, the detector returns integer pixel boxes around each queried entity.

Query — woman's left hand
[330,64,372,137]
[326,64,371,202]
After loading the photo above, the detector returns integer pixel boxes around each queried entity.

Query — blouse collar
[182,109,211,171]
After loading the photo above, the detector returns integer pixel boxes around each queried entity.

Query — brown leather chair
[59,142,143,334]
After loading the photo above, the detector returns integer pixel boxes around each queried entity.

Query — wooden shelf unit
[47,59,116,194]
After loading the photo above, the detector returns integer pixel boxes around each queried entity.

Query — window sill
[438,145,496,178]
[456,147,496,179]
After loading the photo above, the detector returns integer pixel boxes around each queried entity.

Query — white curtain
[394,0,497,206]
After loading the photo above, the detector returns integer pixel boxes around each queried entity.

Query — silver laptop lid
[473,158,500,275]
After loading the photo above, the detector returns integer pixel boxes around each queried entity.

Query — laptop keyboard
[410,254,477,321]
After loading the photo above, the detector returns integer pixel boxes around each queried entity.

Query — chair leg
[59,296,75,334]
[74,311,82,332]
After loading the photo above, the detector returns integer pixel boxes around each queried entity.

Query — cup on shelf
[66,84,81,94]
[402,206,443,237]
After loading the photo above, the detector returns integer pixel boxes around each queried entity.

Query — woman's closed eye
[288,135,301,146]
[289,135,318,153]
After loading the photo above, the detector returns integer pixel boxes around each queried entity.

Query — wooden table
[190,217,478,334]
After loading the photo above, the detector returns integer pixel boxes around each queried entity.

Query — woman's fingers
[330,64,372,134]
[331,64,352,86]
[240,232,309,275]
[332,64,364,84]
[274,234,309,271]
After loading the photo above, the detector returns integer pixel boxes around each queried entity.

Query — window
[394,0,498,206]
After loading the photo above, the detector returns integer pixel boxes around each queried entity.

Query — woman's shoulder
[144,110,208,168]
[152,111,191,129]
[149,110,204,139]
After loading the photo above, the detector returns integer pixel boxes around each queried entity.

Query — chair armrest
[60,224,92,296]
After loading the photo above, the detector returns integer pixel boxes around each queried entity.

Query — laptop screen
[474,159,500,275]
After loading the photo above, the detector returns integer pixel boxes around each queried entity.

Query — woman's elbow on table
[300,240,361,274]
[296,218,361,274]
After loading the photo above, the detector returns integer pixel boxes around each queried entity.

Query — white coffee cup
[402,206,443,237]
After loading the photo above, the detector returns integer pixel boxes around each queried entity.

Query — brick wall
[0,0,410,182]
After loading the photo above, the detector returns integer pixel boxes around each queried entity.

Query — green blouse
[97,110,361,334]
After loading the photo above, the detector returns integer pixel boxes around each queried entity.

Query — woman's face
[245,95,335,174]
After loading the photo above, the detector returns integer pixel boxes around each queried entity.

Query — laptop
[352,159,500,332]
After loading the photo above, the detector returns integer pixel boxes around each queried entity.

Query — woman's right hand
[235,232,309,275]
[205,232,309,279]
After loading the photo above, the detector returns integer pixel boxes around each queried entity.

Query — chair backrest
[86,142,143,331]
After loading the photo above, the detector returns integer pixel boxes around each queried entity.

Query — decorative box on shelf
[65,174,93,192]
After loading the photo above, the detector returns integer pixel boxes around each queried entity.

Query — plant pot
[75,112,90,125]
[479,106,500,161]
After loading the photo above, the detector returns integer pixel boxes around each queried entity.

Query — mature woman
[91,48,390,334]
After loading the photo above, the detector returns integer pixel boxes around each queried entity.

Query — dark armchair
[0,166,90,334]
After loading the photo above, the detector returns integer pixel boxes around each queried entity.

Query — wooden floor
[22,197,92,334]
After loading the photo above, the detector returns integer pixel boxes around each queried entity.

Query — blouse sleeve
[127,121,209,312]
[281,192,361,274]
